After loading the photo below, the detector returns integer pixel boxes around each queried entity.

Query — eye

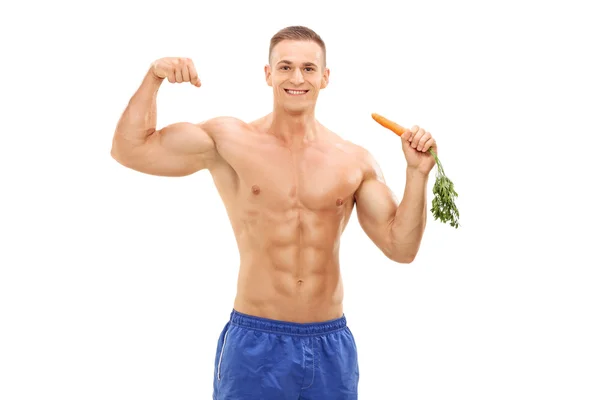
[304,67,315,72]
[280,66,290,70]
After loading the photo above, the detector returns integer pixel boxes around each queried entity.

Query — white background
[1,0,599,399]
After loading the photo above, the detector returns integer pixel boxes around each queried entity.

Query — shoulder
[332,137,383,181]
[318,124,383,180]
[199,115,276,138]
[198,116,248,134]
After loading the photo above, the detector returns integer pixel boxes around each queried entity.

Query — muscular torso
[208,116,367,323]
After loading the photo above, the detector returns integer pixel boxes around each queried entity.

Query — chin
[284,98,314,109]
[283,103,311,114]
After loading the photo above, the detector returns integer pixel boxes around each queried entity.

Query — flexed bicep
[119,120,217,177]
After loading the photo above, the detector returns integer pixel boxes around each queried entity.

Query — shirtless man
[111,26,437,400]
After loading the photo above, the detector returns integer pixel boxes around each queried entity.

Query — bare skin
[111,40,437,323]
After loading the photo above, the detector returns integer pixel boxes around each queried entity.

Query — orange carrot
[371,113,407,137]
[371,111,460,228]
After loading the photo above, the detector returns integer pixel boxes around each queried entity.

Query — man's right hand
[151,57,201,87]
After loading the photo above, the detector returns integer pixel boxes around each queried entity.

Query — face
[265,40,330,113]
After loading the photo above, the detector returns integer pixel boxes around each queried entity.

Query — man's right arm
[111,58,219,177]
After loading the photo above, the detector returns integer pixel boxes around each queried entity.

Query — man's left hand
[401,125,437,175]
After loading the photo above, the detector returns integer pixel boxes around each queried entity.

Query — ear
[320,67,330,89]
[264,64,272,87]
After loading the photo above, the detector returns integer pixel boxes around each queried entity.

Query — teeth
[286,90,307,95]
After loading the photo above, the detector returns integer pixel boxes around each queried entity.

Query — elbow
[383,245,417,264]
[385,230,421,264]
[110,136,122,161]
[110,145,125,165]
[111,149,136,170]
[111,131,153,167]
[110,137,132,166]
[389,253,416,264]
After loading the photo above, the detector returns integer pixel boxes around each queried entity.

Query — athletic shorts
[212,309,360,399]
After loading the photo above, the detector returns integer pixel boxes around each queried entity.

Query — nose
[290,67,305,85]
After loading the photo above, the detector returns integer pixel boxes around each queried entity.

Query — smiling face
[265,40,330,114]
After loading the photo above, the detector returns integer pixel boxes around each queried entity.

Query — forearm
[389,168,429,262]
[112,69,163,152]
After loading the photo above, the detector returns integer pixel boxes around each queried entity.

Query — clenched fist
[151,57,201,87]
[402,125,437,175]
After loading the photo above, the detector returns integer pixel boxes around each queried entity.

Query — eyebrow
[277,60,318,68]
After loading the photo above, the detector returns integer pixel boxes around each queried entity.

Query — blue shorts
[212,310,360,399]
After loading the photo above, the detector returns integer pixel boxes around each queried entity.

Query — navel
[251,185,261,195]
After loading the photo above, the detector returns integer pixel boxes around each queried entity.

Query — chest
[221,138,363,211]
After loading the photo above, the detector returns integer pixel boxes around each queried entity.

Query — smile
[284,89,309,95]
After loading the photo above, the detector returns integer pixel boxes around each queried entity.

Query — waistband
[229,309,347,337]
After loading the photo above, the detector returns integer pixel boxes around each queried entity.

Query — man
[111,26,436,400]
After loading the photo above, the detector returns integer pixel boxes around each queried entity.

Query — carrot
[371,112,460,229]
[371,113,407,137]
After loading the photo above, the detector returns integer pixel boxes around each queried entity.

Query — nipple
[336,198,344,206]
[251,185,261,195]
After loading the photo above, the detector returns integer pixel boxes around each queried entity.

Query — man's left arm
[354,125,436,263]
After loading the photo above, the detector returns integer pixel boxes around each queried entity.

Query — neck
[268,104,319,145]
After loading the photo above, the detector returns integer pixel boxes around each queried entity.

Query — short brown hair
[269,26,327,67]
